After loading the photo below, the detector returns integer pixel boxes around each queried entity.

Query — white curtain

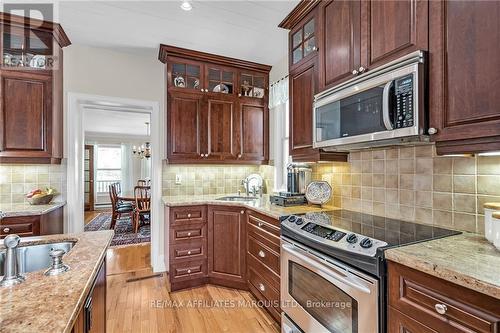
[121,144,132,193]
[269,77,290,192]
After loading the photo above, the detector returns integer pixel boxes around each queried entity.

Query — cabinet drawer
[247,265,280,322]
[247,235,279,275]
[171,223,206,242]
[388,261,500,333]
[247,252,280,287]
[171,240,206,261]
[0,223,36,238]
[171,206,206,225]
[171,259,207,281]
[247,213,280,251]
[388,306,438,333]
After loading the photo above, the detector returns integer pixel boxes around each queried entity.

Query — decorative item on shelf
[133,122,152,159]
[29,55,46,69]
[213,83,229,94]
[26,187,58,205]
[241,79,252,97]
[174,75,185,87]
[253,87,264,98]
[305,181,332,205]
[193,78,200,89]
[3,53,12,66]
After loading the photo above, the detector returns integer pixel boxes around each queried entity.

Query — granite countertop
[162,194,336,219]
[0,230,114,333]
[385,233,500,300]
[0,202,66,217]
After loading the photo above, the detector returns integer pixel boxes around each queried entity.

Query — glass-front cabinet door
[206,65,235,95]
[290,16,317,67]
[239,72,266,99]
[2,25,54,69]
[168,58,203,92]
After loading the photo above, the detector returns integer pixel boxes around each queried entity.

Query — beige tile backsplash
[0,164,67,204]
[312,145,500,234]
[162,162,274,196]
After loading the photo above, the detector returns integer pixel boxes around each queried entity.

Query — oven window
[289,262,358,333]
[315,84,390,143]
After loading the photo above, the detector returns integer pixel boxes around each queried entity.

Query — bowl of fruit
[26,188,58,205]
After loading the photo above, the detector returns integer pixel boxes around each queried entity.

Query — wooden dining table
[117,187,151,202]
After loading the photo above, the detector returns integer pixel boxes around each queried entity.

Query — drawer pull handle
[3,227,10,233]
[187,251,191,255]
[258,250,266,258]
[258,283,265,292]
[187,232,192,236]
[435,303,447,315]
[240,210,245,214]
[187,269,191,274]
[187,213,191,218]
[258,222,264,227]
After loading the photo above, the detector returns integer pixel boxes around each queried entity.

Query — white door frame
[66,92,165,272]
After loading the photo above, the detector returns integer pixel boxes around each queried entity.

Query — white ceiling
[84,108,151,136]
[58,0,298,65]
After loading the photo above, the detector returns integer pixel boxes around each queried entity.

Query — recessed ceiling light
[180,0,192,11]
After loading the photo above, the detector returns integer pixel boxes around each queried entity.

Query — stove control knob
[360,238,373,249]
[295,218,304,226]
[346,233,358,244]
[288,216,297,223]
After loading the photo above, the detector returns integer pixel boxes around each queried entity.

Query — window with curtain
[269,77,290,192]
[96,145,122,193]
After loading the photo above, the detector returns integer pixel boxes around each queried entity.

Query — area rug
[85,212,150,247]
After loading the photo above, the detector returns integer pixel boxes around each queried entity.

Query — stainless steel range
[280,210,461,333]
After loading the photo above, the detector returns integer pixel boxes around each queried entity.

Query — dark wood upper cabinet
[160,45,270,164]
[363,0,428,71]
[208,206,246,287]
[289,9,318,72]
[0,13,70,164]
[168,92,203,162]
[319,0,361,89]
[429,0,500,154]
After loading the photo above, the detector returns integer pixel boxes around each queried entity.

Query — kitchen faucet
[0,234,25,287]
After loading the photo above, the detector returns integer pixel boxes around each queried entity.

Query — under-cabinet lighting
[180,0,192,11]
[478,151,500,157]
[441,154,473,157]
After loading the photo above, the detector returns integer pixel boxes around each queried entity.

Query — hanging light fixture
[180,0,192,11]
[133,122,151,159]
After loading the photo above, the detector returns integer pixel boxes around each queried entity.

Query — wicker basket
[27,194,55,205]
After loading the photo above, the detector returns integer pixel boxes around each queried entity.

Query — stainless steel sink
[216,196,258,202]
[0,241,75,276]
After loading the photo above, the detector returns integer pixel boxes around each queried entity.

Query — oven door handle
[382,81,394,130]
[282,243,372,294]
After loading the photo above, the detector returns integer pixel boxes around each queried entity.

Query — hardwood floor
[84,209,109,225]
[106,245,280,333]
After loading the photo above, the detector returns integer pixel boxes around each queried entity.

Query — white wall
[268,55,289,164]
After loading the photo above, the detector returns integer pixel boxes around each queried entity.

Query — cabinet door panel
[208,207,245,283]
[290,61,315,154]
[168,93,203,161]
[0,72,51,155]
[366,0,428,69]
[388,307,438,333]
[238,103,267,161]
[429,1,500,150]
[321,0,361,88]
[207,99,236,160]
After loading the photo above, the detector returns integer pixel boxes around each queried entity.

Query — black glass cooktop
[297,209,461,249]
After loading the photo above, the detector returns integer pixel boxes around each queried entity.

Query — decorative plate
[213,84,229,94]
[29,55,46,68]
[174,76,185,87]
[305,181,332,205]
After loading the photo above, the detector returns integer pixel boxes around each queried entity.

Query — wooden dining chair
[109,183,134,229]
[137,179,147,186]
[133,185,151,233]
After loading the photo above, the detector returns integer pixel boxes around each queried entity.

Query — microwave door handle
[382,81,394,130]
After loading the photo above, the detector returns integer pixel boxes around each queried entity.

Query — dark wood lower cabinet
[388,261,500,333]
[72,258,106,333]
[0,206,63,239]
[166,205,281,322]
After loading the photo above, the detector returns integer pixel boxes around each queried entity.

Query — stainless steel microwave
[313,51,428,151]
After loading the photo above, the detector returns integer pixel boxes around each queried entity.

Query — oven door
[281,239,379,333]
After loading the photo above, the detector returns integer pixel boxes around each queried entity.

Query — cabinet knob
[237,154,242,158]
[352,69,359,75]
[428,127,438,135]
[200,88,204,92]
[187,251,192,255]
[3,227,10,233]
[187,269,191,274]
[258,250,266,258]
[187,213,191,218]
[238,93,242,97]
[358,66,366,73]
[435,303,447,315]
[240,210,245,214]
[205,89,209,92]
[187,232,192,236]
[258,283,265,292]
[313,46,318,51]
[258,222,264,227]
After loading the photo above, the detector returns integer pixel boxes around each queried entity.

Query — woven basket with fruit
[26,188,58,205]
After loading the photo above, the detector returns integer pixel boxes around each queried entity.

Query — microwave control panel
[395,74,414,128]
